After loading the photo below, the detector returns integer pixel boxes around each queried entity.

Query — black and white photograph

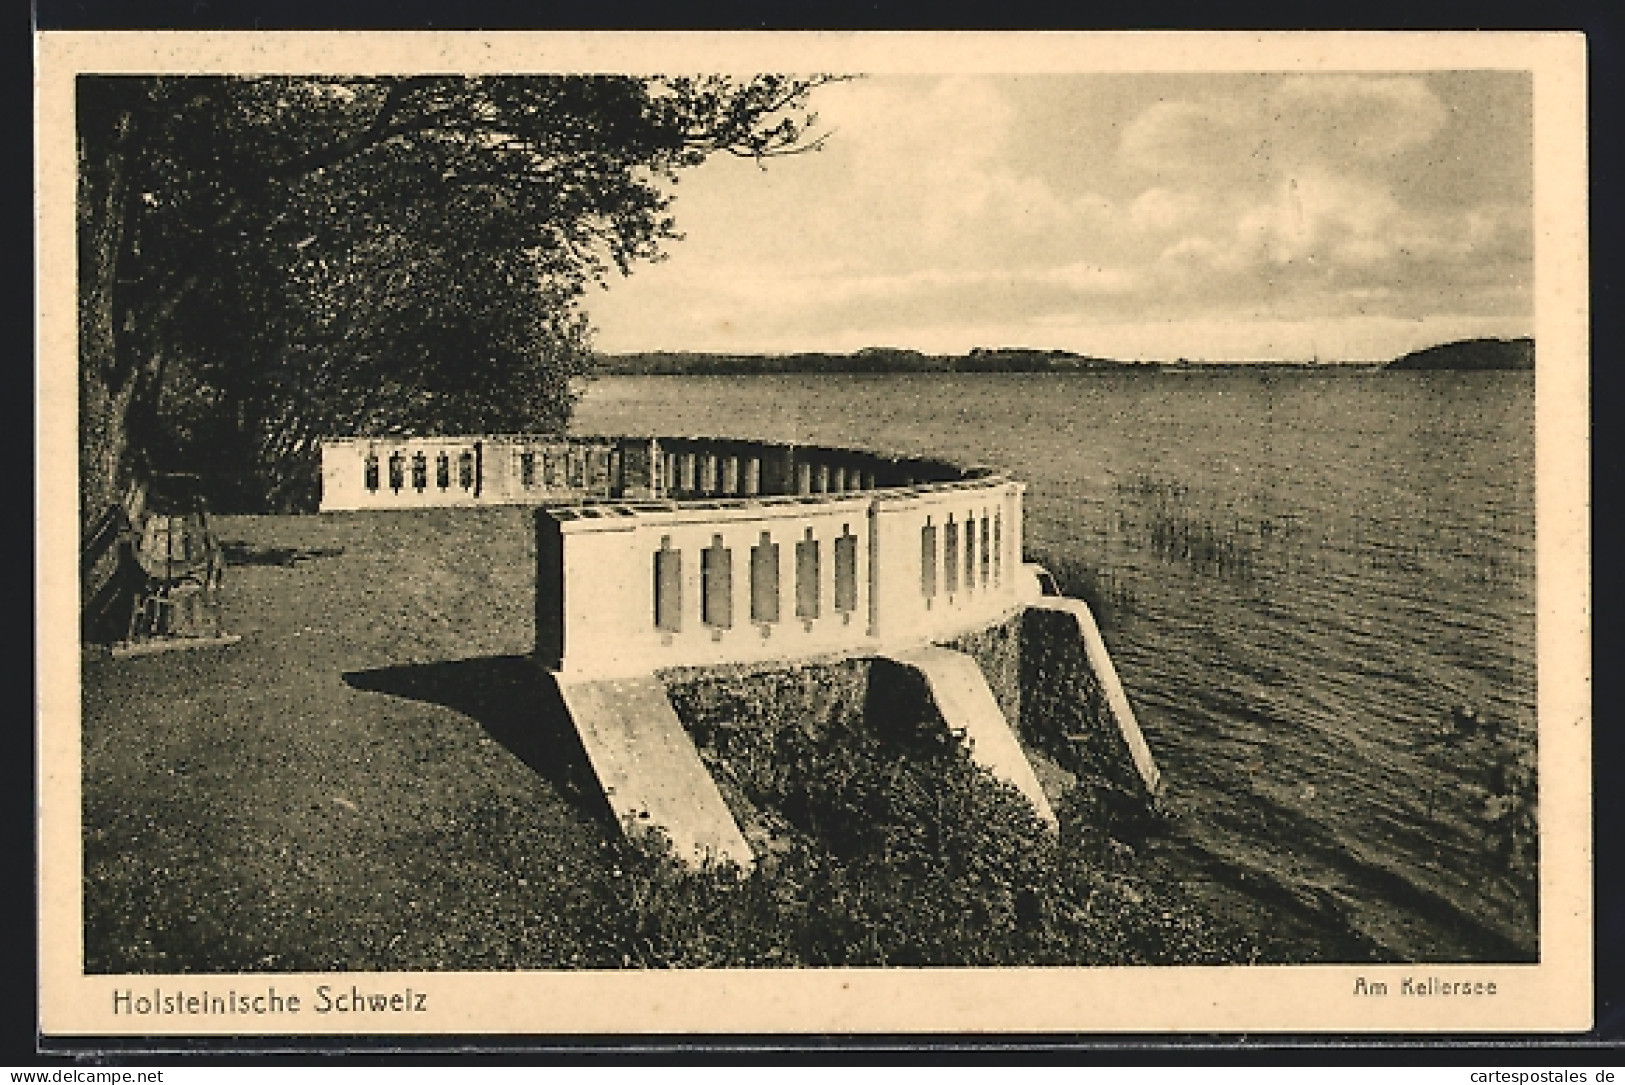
[39,32,1590,1036]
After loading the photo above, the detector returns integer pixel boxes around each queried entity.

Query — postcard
[37,30,1591,1039]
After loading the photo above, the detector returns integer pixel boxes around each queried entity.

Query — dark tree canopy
[78,74,836,516]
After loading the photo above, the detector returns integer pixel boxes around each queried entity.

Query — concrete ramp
[1025,598,1161,797]
[554,674,754,871]
[879,647,1057,828]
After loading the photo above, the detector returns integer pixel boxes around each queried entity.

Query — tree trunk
[78,80,199,528]
[77,81,139,532]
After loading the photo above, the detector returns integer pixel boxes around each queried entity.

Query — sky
[588,71,1533,363]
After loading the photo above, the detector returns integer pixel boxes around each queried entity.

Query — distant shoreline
[592,337,1533,376]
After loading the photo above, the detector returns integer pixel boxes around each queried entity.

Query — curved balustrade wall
[320,436,1026,677]
[319,435,972,510]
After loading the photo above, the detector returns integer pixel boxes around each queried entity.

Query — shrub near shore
[594,663,1262,968]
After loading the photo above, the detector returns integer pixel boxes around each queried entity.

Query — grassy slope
[83,508,639,973]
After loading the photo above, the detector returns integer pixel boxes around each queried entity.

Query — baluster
[834,525,858,617]
[796,528,821,622]
[654,537,682,634]
[921,518,938,601]
[701,535,733,631]
[964,513,976,593]
[750,530,780,626]
[980,513,991,587]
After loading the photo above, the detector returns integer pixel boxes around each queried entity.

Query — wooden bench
[81,477,240,656]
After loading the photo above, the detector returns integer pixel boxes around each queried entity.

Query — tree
[78,74,837,517]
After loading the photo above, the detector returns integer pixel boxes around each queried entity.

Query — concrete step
[554,674,754,871]
[878,646,1057,827]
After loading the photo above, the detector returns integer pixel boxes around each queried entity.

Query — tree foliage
[78,74,836,515]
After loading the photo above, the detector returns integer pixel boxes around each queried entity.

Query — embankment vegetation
[634,660,1256,967]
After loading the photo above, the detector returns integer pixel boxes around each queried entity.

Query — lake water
[572,369,1538,962]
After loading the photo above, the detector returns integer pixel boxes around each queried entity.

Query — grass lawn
[83,507,643,973]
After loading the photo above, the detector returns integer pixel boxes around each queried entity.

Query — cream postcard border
[35,30,1592,1036]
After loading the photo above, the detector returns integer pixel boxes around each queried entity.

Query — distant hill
[591,347,1407,376]
[1386,338,1534,371]
[593,348,1130,375]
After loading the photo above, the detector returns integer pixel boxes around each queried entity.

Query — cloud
[591,73,1531,359]
[1120,98,1255,181]
[621,257,1141,345]
[1119,75,1448,181]
[817,75,1014,164]
[801,76,1109,260]
[1231,171,1402,267]
[1272,75,1449,159]
[1129,186,1204,235]
[1103,77,1529,324]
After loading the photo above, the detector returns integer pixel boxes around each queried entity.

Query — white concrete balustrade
[320,435,640,509]
[320,435,1027,677]
[316,434,1157,866]
[536,478,1025,677]
[320,434,966,511]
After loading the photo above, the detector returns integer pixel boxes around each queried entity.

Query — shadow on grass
[342,654,611,824]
